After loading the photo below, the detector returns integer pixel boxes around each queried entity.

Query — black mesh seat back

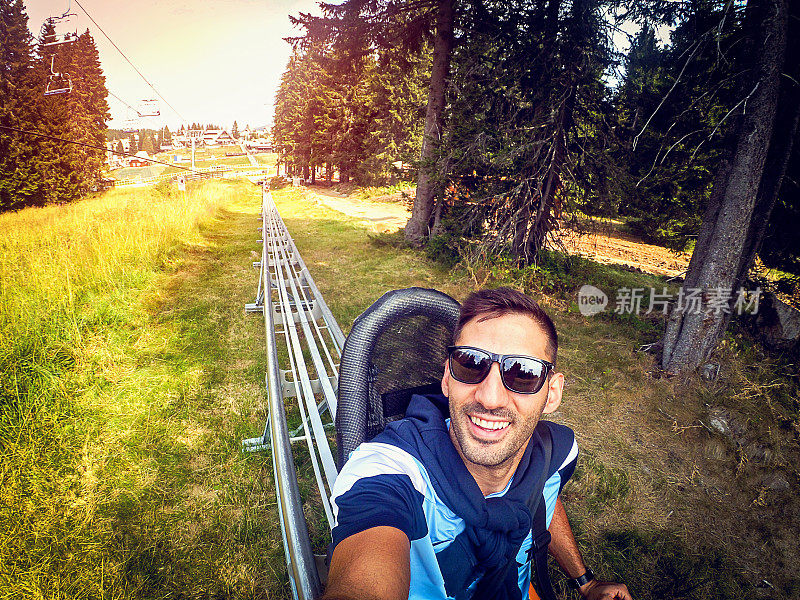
[336,288,461,469]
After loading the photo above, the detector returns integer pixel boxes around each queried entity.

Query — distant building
[170,128,235,147]
[128,151,151,167]
[203,129,236,146]
[240,126,261,141]
[171,129,202,148]
[106,139,130,169]
[246,138,273,152]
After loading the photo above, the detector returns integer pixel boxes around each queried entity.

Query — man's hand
[579,579,632,600]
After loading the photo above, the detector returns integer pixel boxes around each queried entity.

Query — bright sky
[27,0,320,131]
[26,2,673,132]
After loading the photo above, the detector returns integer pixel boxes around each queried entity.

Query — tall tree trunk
[511,191,532,259]
[726,8,800,310]
[528,80,575,260]
[661,0,787,375]
[404,0,454,246]
[524,0,580,262]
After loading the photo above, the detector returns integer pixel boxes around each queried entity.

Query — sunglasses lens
[502,357,547,394]
[449,348,491,384]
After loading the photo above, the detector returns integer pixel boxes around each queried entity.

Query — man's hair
[453,287,558,364]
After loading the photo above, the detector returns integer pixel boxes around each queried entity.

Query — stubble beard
[450,401,544,468]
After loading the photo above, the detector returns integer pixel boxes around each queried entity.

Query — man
[325,287,631,600]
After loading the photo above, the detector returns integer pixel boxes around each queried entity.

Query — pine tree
[141,132,154,155]
[274,42,426,185]
[232,120,239,138]
[65,30,110,193]
[662,0,790,374]
[431,0,613,262]
[0,0,47,210]
[613,7,744,250]
[34,19,83,204]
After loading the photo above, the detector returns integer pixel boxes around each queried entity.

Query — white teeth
[469,416,510,430]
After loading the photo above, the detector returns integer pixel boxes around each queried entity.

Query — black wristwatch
[567,568,595,590]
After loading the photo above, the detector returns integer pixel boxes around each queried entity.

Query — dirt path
[551,226,691,278]
[305,185,411,233]
[305,185,691,278]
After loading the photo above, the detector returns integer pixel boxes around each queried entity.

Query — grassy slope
[1,180,286,598]
[277,187,799,600]
[1,181,797,599]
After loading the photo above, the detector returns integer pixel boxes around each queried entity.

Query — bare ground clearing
[306,185,411,233]
[550,225,691,279]
[305,185,691,278]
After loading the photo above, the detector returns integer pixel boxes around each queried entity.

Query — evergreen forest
[274,0,799,374]
[1,0,109,210]
[1,1,800,597]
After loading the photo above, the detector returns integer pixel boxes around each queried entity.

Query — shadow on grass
[549,527,760,600]
[601,528,752,599]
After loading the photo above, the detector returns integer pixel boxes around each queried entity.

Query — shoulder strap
[527,422,557,600]
[526,422,554,517]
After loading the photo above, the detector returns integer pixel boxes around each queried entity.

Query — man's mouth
[469,415,510,431]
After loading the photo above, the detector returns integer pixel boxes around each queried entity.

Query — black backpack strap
[528,422,557,600]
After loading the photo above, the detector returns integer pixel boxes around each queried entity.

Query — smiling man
[324,288,631,600]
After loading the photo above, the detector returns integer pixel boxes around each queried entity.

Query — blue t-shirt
[330,419,578,600]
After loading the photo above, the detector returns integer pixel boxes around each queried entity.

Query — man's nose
[474,362,507,409]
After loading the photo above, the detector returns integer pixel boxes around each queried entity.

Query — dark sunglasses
[447,346,554,395]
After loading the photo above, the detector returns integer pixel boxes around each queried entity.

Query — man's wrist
[567,568,595,593]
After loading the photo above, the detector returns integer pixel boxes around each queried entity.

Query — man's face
[442,312,563,471]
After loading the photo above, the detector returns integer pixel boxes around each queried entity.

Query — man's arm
[548,498,632,600]
[322,526,411,600]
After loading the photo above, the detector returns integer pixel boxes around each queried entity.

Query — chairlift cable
[72,0,188,124]
[0,124,199,173]
[107,89,141,115]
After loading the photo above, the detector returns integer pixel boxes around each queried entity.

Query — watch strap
[567,568,595,589]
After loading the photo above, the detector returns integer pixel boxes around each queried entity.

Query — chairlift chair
[121,109,139,133]
[40,11,78,47]
[137,99,160,118]
[44,56,73,96]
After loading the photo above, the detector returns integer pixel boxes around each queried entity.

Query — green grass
[1,179,286,598]
[2,181,798,599]
[275,187,463,328]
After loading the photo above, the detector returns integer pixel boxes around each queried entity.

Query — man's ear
[441,360,450,398]
[542,371,564,414]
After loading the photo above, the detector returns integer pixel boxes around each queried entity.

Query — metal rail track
[244,184,345,600]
